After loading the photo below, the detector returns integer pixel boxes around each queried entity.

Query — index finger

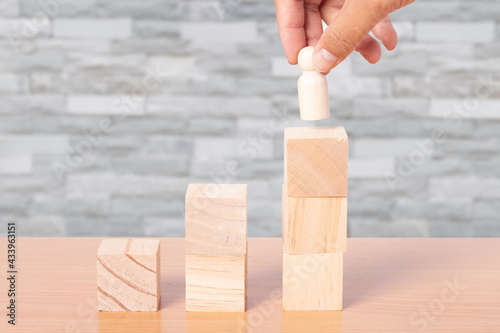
[275,0,307,64]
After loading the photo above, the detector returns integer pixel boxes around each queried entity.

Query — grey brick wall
[0,0,499,237]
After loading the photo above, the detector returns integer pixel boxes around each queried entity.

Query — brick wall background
[1,0,499,237]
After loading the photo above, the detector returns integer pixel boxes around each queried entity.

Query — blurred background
[0,0,499,237]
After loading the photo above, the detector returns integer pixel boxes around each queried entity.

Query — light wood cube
[284,194,347,254]
[186,254,247,312]
[97,239,160,312]
[185,184,247,255]
[285,127,348,197]
[283,250,342,310]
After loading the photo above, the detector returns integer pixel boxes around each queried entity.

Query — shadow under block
[185,184,247,255]
[186,254,247,312]
[97,239,160,312]
[282,251,343,311]
[284,195,347,254]
[285,127,348,197]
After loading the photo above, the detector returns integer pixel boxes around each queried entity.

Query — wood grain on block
[185,184,247,255]
[186,254,247,312]
[283,250,343,311]
[285,127,348,197]
[284,195,347,254]
[97,238,160,312]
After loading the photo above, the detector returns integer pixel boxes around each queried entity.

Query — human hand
[275,0,414,73]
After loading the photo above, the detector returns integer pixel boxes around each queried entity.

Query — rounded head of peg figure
[298,46,315,71]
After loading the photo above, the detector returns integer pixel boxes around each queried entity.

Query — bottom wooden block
[186,254,247,312]
[282,250,342,310]
[97,238,160,312]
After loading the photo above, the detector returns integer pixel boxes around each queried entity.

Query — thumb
[313,0,389,72]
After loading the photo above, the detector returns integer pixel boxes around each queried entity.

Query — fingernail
[313,49,339,72]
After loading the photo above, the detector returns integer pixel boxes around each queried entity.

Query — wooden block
[185,184,247,255]
[186,254,247,312]
[284,195,347,254]
[283,250,342,311]
[97,239,160,312]
[285,127,348,197]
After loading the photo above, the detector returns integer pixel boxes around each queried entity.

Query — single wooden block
[283,250,343,311]
[284,195,347,254]
[185,184,247,255]
[186,254,247,312]
[285,127,348,197]
[97,238,160,312]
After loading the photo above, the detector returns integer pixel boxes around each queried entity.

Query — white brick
[194,136,273,159]
[330,78,391,99]
[53,18,132,39]
[430,178,500,200]
[67,53,147,73]
[180,22,258,42]
[0,135,68,154]
[67,95,145,115]
[0,0,19,16]
[0,95,65,113]
[351,139,418,158]
[349,218,428,237]
[15,216,65,236]
[396,43,474,58]
[271,57,301,78]
[416,22,495,43]
[430,57,500,77]
[143,217,184,237]
[353,98,428,117]
[0,18,51,38]
[430,99,500,119]
[349,158,395,179]
[0,155,32,174]
[35,39,111,53]
[147,96,272,117]
[149,56,195,76]
[66,174,189,197]
[0,74,20,93]
[29,194,109,216]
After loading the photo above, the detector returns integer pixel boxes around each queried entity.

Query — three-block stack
[185,184,248,312]
[282,127,348,310]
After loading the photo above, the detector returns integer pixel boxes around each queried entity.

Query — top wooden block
[185,184,247,255]
[285,127,348,197]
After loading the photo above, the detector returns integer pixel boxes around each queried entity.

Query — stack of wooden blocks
[185,184,248,312]
[282,127,348,310]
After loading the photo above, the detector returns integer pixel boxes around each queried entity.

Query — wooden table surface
[1,238,500,333]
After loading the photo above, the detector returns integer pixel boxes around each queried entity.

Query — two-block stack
[185,184,248,312]
[282,127,348,310]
